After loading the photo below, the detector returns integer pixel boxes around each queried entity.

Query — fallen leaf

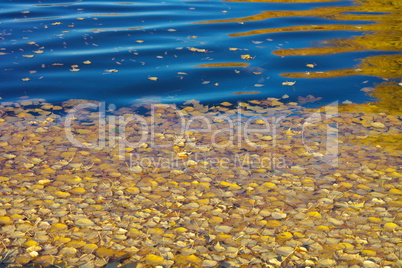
[148,77,158,81]
[241,54,254,60]
[282,81,296,86]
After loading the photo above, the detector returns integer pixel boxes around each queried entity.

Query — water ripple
[0,0,400,105]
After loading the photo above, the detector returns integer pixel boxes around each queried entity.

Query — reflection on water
[0,0,400,106]
[199,0,401,92]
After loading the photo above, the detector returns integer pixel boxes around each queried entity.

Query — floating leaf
[306,64,315,68]
[148,77,158,81]
[282,81,296,86]
[22,55,34,58]
[83,60,91,64]
[188,47,207,52]
[241,54,254,60]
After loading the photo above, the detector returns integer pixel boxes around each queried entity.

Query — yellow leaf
[220,101,232,106]
[253,119,266,125]
[22,78,30,81]
[136,40,144,43]
[282,81,296,86]
[83,60,91,64]
[241,54,253,60]
[148,77,158,81]
[306,64,315,68]
[22,55,34,58]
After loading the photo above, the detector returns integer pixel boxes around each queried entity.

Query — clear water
[0,0,397,106]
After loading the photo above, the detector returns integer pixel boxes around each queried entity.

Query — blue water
[0,0,388,106]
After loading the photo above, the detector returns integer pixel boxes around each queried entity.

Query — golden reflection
[195,62,250,67]
[196,0,401,101]
[281,55,402,78]
[370,82,402,113]
[228,24,362,37]
[232,91,261,95]
[338,82,401,114]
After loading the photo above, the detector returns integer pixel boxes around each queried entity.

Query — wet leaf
[282,81,296,86]
[241,54,254,60]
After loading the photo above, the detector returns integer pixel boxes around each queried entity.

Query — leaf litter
[0,96,400,267]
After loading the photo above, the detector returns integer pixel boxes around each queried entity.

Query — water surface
[0,0,400,106]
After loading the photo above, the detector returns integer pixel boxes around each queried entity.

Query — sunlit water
[0,0,400,106]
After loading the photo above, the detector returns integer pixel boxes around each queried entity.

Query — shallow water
[1,0,400,106]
